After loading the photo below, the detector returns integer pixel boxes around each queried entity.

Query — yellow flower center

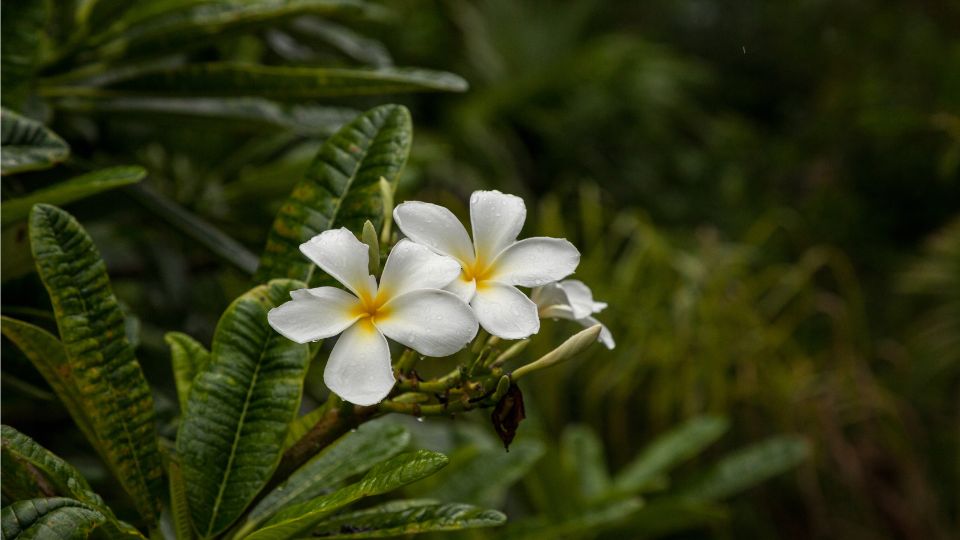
[461,258,494,285]
[352,288,391,324]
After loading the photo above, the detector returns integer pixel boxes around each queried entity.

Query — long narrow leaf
[255,104,411,282]
[613,416,729,494]
[1,109,70,176]
[0,426,145,539]
[176,279,310,537]
[163,331,210,413]
[244,421,410,530]
[28,204,164,523]
[1,166,146,226]
[310,500,507,538]
[0,317,99,447]
[53,97,357,136]
[88,0,385,58]
[679,435,810,501]
[242,450,449,540]
[51,64,467,98]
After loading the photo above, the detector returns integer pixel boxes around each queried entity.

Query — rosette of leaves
[1,201,505,539]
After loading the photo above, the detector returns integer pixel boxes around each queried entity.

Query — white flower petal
[558,279,599,319]
[470,190,527,261]
[324,321,395,406]
[300,228,375,299]
[376,290,478,356]
[445,272,477,302]
[379,240,462,298]
[268,287,362,343]
[530,282,568,311]
[393,201,475,264]
[536,306,615,350]
[471,282,540,339]
[580,316,616,349]
[489,237,580,288]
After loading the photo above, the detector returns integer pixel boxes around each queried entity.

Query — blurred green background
[2,0,958,538]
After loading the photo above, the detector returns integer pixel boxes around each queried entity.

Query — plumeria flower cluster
[268,190,613,405]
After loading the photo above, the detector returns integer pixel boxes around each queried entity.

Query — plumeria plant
[1,105,613,539]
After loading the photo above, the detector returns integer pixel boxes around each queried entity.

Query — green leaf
[0,317,99,447]
[0,1,47,108]
[1,166,146,226]
[254,104,412,283]
[176,279,310,537]
[0,425,105,508]
[66,64,468,98]
[166,453,194,540]
[1,109,70,176]
[243,450,449,540]
[560,425,611,501]
[680,435,810,501]
[244,421,410,530]
[163,332,211,414]
[53,97,357,136]
[27,203,164,523]
[1,426,146,539]
[1,498,106,539]
[310,500,507,538]
[407,440,545,508]
[88,0,386,59]
[613,416,729,494]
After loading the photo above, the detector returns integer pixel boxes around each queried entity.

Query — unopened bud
[511,325,602,380]
[361,220,380,273]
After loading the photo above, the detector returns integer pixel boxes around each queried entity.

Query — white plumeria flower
[393,190,580,340]
[267,228,479,406]
[531,279,615,349]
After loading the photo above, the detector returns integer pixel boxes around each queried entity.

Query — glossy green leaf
[53,97,357,136]
[1,426,146,539]
[254,104,411,283]
[78,64,467,98]
[89,0,385,59]
[0,498,106,539]
[176,279,310,537]
[0,425,105,508]
[163,332,210,413]
[1,109,70,176]
[613,415,729,494]
[28,204,164,523]
[243,450,449,540]
[561,425,611,501]
[0,1,47,108]
[244,421,410,530]
[680,435,810,501]
[1,166,146,226]
[0,317,98,447]
[408,440,544,508]
[310,500,507,538]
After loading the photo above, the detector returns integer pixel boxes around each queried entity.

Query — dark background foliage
[2,1,958,538]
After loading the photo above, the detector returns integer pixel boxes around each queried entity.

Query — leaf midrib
[204,335,271,536]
